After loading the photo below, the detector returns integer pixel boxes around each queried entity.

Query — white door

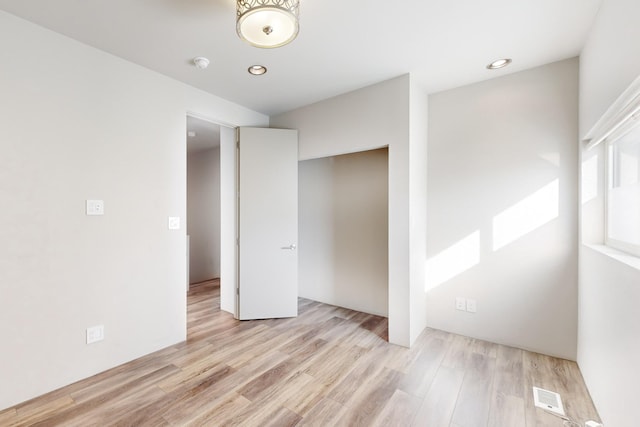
[238,127,298,320]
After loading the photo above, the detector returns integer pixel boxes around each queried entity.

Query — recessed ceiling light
[248,65,267,75]
[487,58,512,70]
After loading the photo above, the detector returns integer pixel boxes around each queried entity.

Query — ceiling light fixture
[236,0,300,49]
[248,65,267,75]
[486,58,512,70]
[193,57,210,69]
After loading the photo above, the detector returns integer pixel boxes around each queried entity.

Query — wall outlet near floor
[456,297,477,313]
[86,325,104,344]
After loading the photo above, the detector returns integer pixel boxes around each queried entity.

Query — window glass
[607,124,640,254]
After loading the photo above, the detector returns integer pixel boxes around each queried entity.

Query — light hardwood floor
[1,279,601,426]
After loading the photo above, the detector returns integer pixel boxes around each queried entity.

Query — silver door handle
[281,244,296,250]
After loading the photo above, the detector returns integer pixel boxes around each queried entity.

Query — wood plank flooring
[1,279,601,426]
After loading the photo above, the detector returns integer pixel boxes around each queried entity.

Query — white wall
[426,58,579,360]
[409,79,429,344]
[0,10,267,410]
[273,75,428,347]
[298,149,389,316]
[187,147,221,283]
[578,0,640,425]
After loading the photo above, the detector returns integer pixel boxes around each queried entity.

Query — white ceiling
[0,0,602,116]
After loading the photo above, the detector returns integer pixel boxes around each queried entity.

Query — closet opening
[298,147,389,325]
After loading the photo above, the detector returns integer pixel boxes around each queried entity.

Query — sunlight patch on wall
[426,231,480,291]
[493,179,559,251]
[582,154,598,204]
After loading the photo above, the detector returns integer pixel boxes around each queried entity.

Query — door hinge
[236,287,239,295]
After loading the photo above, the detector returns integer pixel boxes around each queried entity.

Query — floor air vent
[533,386,565,416]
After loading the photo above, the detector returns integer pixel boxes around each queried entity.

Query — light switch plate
[168,216,181,230]
[86,325,104,344]
[86,200,104,216]
[466,299,477,313]
[455,297,466,311]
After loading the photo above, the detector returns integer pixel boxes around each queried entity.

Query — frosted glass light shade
[237,0,299,48]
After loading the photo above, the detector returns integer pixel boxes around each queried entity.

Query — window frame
[583,75,640,258]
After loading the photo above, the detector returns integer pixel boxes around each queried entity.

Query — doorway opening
[185,115,237,318]
[186,116,222,288]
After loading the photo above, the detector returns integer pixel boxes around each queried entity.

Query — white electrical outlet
[86,325,104,344]
[86,200,104,216]
[466,299,477,313]
[455,297,466,311]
